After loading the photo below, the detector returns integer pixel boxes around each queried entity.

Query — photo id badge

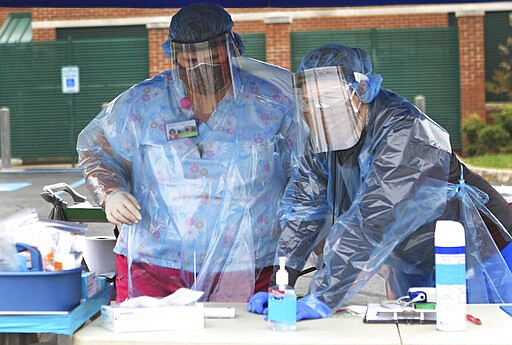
[166,120,198,141]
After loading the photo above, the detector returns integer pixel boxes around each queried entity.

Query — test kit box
[100,303,205,332]
[81,271,98,300]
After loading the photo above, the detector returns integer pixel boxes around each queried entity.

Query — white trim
[455,10,486,16]
[32,2,512,30]
[33,16,170,29]
[264,16,293,24]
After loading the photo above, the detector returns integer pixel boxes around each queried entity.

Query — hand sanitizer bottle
[268,257,297,332]
[435,220,467,331]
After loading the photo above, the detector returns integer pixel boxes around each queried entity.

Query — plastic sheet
[0,210,87,272]
[278,87,512,312]
[77,56,296,302]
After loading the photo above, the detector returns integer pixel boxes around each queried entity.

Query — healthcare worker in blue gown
[248,44,512,320]
[76,3,297,303]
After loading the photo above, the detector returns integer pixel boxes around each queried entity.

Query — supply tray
[0,266,83,312]
[0,285,112,335]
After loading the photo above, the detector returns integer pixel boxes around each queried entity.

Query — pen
[466,314,481,325]
[196,144,203,159]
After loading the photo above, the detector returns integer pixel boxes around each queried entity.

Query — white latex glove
[104,191,141,225]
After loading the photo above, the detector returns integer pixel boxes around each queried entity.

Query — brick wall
[457,12,486,151]
[32,28,56,41]
[0,8,19,25]
[148,28,169,77]
[458,13,486,122]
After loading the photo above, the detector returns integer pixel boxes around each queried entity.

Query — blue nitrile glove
[248,291,269,315]
[501,241,512,272]
[296,294,332,321]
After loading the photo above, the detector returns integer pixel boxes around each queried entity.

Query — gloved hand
[248,291,269,315]
[104,190,142,225]
[296,294,331,321]
[501,241,512,272]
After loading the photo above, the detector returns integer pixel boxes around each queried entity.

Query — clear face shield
[293,66,366,153]
[171,33,241,112]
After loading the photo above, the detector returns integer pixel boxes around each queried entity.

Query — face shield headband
[170,33,241,100]
[293,66,366,153]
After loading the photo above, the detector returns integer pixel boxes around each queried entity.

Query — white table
[398,304,512,345]
[72,302,400,345]
[71,303,512,345]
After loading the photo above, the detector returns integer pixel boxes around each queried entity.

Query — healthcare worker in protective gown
[248,44,512,320]
[76,3,296,302]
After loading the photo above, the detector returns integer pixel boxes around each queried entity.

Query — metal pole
[414,95,426,113]
[0,107,11,169]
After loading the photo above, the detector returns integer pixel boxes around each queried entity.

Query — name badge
[165,120,198,141]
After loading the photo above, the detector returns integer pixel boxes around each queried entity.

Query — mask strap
[349,88,361,114]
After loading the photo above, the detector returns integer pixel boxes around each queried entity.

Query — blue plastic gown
[278,88,512,311]
[76,56,296,301]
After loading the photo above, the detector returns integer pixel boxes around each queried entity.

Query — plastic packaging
[268,257,297,331]
[77,56,297,302]
[435,220,467,332]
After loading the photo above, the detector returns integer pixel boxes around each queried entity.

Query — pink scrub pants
[115,254,273,302]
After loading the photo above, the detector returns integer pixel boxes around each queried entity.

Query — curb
[467,166,512,185]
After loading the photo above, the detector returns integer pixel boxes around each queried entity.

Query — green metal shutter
[484,11,512,102]
[56,26,149,151]
[0,30,148,162]
[240,33,266,61]
[291,29,372,71]
[0,41,72,160]
[375,28,461,149]
[67,36,149,156]
[291,27,461,149]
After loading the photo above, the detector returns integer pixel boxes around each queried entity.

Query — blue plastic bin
[0,267,83,312]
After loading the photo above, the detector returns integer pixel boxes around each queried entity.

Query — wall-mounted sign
[61,66,80,94]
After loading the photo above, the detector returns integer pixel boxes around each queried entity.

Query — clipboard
[364,303,436,324]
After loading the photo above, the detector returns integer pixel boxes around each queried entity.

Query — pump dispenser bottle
[268,256,297,331]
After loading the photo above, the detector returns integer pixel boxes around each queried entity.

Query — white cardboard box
[100,303,205,332]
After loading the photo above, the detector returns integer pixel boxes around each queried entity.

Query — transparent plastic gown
[76,56,296,302]
[278,88,512,311]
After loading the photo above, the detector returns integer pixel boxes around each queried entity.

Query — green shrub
[462,107,512,156]
[478,125,511,154]
[462,115,485,142]
[493,105,512,135]
[462,115,485,148]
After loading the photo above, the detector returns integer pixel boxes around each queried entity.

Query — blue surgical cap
[162,2,245,56]
[170,3,232,44]
[298,44,382,103]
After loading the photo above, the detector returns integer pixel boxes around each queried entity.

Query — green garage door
[0,26,148,162]
[240,33,266,61]
[291,27,461,149]
[57,26,149,162]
